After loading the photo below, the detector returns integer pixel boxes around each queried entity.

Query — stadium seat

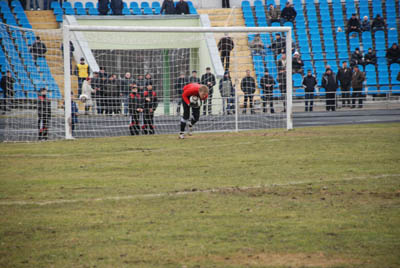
[62,1,72,9]
[85,2,95,9]
[130,2,139,9]
[64,7,75,15]
[76,7,86,15]
[152,2,161,9]
[122,7,131,15]
[74,2,84,9]
[143,7,153,15]
[132,7,142,15]
[379,86,389,94]
[141,1,150,9]
[88,7,99,15]
[367,86,379,95]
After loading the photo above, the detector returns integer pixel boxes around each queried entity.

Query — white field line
[0,174,398,206]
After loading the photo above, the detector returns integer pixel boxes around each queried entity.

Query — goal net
[0,23,292,141]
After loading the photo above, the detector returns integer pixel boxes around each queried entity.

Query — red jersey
[182,83,208,105]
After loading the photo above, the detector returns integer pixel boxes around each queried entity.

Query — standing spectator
[142,84,158,135]
[30,0,40,10]
[145,72,153,86]
[361,16,371,32]
[102,75,113,115]
[61,41,75,74]
[30,36,47,64]
[98,0,110,15]
[277,53,287,112]
[176,0,189,14]
[219,71,235,115]
[351,65,365,109]
[336,61,353,107]
[346,14,361,37]
[350,48,364,67]
[259,70,275,114]
[98,71,108,114]
[200,67,216,115]
[128,83,143,135]
[120,72,134,115]
[386,43,400,65]
[91,71,101,114]
[302,69,317,112]
[110,74,121,114]
[218,33,235,71]
[111,0,123,15]
[37,88,51,140]
[80,78,96,115]
[175,72,188,115]
[266,4,281,26]
[270,33,286,56]
[161,0,176,14]
[364,48,377,66]
[222,0,230,8]
[321,68,338,111]
[240,70,256,114]
[292,52,304,75]
[280,2,296,24]
[1,70,15,112]
[371,14,386,33]
[189,70,200,83]
[249,34,266,58]
[75,57,89,96]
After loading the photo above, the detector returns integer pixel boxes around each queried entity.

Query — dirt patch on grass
[193,251,360,267]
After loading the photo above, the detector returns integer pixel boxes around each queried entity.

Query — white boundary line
[0,174,398,206]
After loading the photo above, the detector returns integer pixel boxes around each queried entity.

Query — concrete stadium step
[25,10,59,29]
[200,8,255,93]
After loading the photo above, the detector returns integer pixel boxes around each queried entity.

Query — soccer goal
[0,23,292,141]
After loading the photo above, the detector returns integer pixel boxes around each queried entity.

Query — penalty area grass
[0,123,399,267]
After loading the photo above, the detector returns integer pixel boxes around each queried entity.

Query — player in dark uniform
[37,88,51,140]
[179,83,209,139]
[142,84,158,135]
[128,82,143,135]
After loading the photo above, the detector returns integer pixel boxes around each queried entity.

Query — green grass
[0,123,400,267]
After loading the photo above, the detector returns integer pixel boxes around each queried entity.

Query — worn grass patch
[0,123,399,267]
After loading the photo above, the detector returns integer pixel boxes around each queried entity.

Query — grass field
[0,123,400,268]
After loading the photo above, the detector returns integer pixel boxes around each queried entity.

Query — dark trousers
[341,85,351,105]
[129,112,141,135]
[305,91,314,112]
[38,117,49,140]
[243,94,254,114]
[77,77,85,96]
[326,92,336,111]
[261,93,274,113]
[95,97,103,114]
[222,0,230,8]
[180,100,200,133]
[176,98,182,115]
[220,51,231,71]
[143,110,155,135]
[203,88,213,115]
[352,88,363,108]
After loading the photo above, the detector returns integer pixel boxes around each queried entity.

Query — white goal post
[63,25,293,140]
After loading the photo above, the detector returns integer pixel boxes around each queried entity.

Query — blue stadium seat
[152,1,161,9]
[241,0,250,8]
[85,2,95,9]
[141,1,150,9]
[51,1,61,9]
[53,7,63,15]
[88,7,99,15]
[74,2,83,8]
[367,86,379,95]
[379,86,389,94]
[76,7,86,15]
[366,76,377,86]
[27,91,38,99]
[122,7,131,15]
[64,7,75,15]
[390,63,400,71]
[62,1,72,9]
[130,2,139,9]
[56,13,63,21]
[143,7,153,15]
[132,7,142,15]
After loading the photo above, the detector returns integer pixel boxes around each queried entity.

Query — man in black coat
[37,88,51,140]
[218,33,234,71]
[30,36,47,63]
[176,0,189,14]
[98,0,109,15]
[161,0,176,14]
[336,61,353,107]
[364,48,377,66]
[371,14,386,33]
[386,43,400,65]
[321,68,338,111]
[277,53,287,112]
[1,70,16,112]
[175,72,188,115]
[200,67,216,115]
[346,13,361,36]
[259,70,275,113]
[281,2,296,24]
[302,70,317,112]
[350,48,364,67]
[240,70,256,114]
[110,0,123,15]
[189,70,200,83]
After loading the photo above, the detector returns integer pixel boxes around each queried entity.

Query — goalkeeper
[179,83,209,139]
